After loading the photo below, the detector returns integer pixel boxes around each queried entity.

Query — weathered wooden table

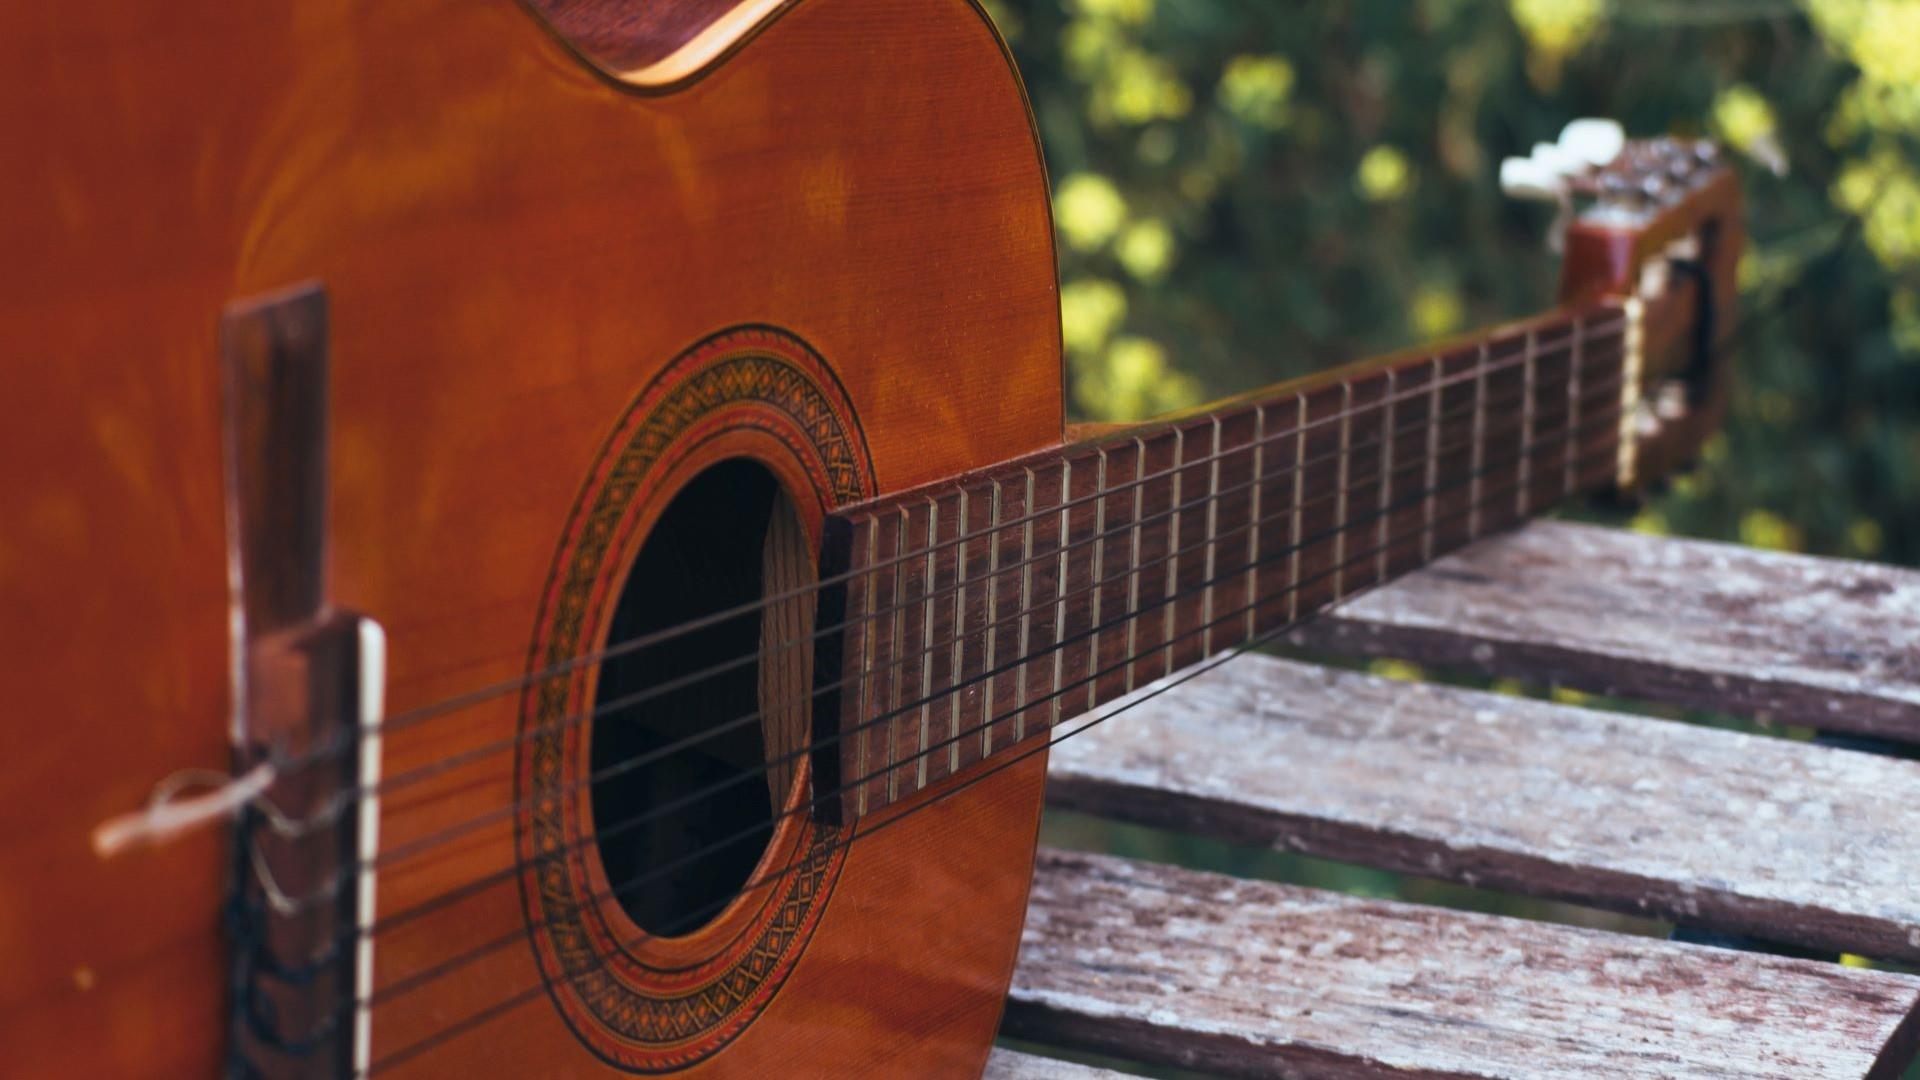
[986,520,1920,1079]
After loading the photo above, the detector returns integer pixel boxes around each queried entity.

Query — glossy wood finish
[1561,170,1745,491]
[524,0,795,88]
[0,0,1058,1074]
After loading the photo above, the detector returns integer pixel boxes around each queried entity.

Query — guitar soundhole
[589,459,790,937]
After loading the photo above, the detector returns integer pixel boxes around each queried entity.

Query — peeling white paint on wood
[984,1048,1128,1078]
[1011,850,1920,1080]
[1288,521,1920,740]
[1050,652,1920,963]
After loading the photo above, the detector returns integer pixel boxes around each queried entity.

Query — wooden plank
[984,1047,1130,1079]
[1287,521,1920,742]
[1009,850,1920,1080]
[1047,654,1920,963]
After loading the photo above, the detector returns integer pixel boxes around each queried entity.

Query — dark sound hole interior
[590,459,779,937]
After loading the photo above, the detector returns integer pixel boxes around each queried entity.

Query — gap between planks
[1046,653,1920,964]
[1287,520,1920,742]
[985,1047,1133,1079]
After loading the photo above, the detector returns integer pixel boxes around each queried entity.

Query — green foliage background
[988,0,1920,565]
[979,7,1920,1062]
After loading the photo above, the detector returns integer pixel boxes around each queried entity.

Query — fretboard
[811,302,1629,824]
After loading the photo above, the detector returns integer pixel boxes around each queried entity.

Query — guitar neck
[810,301,1633,824]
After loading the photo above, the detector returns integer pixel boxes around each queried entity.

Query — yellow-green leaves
[1508,0,1605,81]
[1358,145,1415,201]
[1116,218,1176,280]
[1056,173,1129,251]
[1712,85,1781,156]
[1833,149,1920,269]
[1218,55,1297,129]
[1806,0,1920,88]
[1411,283,1466,337]
[1064,0,1190,127]
[1739,508,1804,552]
[1072,335,1202,421]
[1060,279,1129,354]
[1071,0,1154,24]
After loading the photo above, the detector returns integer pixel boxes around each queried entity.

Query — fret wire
[1565,315,1586,496]
[1050,458,1073,729]
[791,321,1621,615]
[360,407,1629,919]
[981,479,1003,759]
[1161,426,1186,678]
[1125,437,1146,694]
[916,497,938,791]
[356,428,1626,1055]
[1287,394,1307,622]
[1201,416,1223,655]
[1467,343,1490,541]
[1016,466,1036,744]
[1516,330,1538,518]
[849,395,1627,703]
[1619,297,1646,489]
[414,350,1622,819]
[1332,380,1354,601]
[896,419,1620,758]
[947,488,968,777]
[1422,355,1442,563]
[838,370,1595,774]
[886,506,909,805]
[1375,368,1397,584]
[856,516,878,817]
[359,317,1624,761]
[822,424,1625,825]
[917,397,1635,749]
[895,442,1616,774]
[1244,402,1267,641]
[346,390,1631,906]
[1088,447,1110,712]
[796,333,1620,801]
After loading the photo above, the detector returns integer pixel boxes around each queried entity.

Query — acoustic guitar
[1,1,1742,1076]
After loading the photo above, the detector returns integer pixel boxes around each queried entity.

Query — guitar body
[0,1,1060,1075]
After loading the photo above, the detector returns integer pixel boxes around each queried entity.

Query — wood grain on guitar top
[0,0,1058,1074]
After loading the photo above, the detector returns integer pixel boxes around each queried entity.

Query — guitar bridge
[220,284,385,1078]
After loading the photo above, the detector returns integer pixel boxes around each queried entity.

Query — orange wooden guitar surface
[0,2,1740,1076]
[3,1,1057,1075]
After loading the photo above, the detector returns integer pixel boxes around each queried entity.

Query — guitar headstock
[1504,120,1745,495]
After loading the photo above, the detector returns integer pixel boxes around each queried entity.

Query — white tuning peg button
[1500,156,1566,202]
[1531,141,1585,178]
[1559,118,1626,168]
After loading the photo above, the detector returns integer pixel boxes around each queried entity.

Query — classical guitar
[2,1,1742,1076]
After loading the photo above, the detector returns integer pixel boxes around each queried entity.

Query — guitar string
[361,380,1624,881]
[296,396,1629,917]
[243,334,1618,865]
[347,359,1620,829]
[263,318,1623,815]
[263,372,1620,889]
[389,187,1873,949]
[312,311,1622,748]
[367,446,1615,1032]
[363,605,1324,1074]
[358,430,1620,1075]
[276,164,1898,1072]
[259,403,1622,970]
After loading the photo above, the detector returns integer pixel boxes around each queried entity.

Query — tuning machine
[1500,118,1631,250]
